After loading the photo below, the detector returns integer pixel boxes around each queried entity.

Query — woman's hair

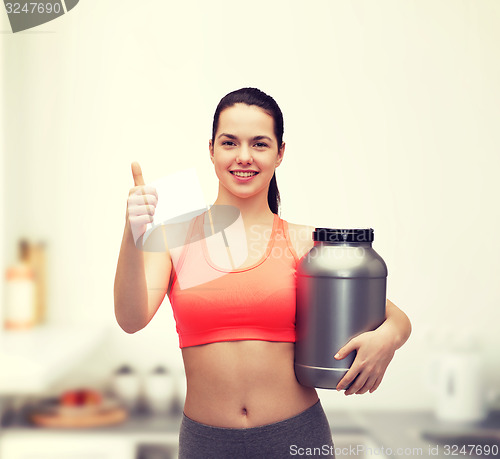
[211,87,284,215]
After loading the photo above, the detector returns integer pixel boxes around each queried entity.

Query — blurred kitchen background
[1,1,500,458]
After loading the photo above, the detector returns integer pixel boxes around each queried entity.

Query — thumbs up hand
[127,162,159,245]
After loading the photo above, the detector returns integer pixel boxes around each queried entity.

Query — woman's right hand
[127,161,159,245]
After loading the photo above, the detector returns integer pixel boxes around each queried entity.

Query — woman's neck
[212,187,275,226]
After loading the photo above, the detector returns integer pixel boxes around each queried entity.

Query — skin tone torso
[181,218,319,428]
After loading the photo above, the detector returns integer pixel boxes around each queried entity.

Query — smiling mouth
[230,171,259,177]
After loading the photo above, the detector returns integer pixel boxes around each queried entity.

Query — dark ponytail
[211,88,284,215]
[267,172,280,215]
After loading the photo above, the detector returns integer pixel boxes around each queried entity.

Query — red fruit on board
[60,390,79,406]
[83,389,102,405]
[59,388,102,407]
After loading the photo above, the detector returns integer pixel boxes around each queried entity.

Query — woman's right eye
[222,141,236,146]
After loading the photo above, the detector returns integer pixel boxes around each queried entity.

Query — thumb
[131,161,145,187]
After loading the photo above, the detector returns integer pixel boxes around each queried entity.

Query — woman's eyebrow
[218,133,273,142]
[252,135,273,142]
[217,133,238,140]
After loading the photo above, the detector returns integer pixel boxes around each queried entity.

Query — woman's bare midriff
[181,340,319,428]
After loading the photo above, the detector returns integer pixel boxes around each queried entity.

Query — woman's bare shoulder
[285,221,315,260]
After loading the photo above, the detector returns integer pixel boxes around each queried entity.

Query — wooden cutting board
[28,398,128,428]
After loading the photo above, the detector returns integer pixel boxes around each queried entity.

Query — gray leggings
[178,399,335,459]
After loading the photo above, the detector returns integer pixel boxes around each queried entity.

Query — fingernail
[334,353,340,359]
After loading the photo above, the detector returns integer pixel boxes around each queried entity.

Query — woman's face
[209,103,285,202]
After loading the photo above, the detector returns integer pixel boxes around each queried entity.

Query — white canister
[143,366,175,415]
[112,365,141,411]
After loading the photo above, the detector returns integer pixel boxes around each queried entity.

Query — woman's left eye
[254,142,268,148]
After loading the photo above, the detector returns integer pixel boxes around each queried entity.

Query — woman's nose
[236,146,253,164]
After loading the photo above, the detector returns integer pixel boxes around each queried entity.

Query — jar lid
[313,228,374,243]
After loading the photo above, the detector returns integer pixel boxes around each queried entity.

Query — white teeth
[232,171,257,177]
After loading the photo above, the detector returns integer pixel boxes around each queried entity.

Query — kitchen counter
[326,408,500,458]
[2,401,500,458]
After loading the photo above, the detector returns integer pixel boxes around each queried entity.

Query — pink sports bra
[167,212,300,348]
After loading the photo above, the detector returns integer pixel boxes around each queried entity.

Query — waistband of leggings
[181,399,324,440]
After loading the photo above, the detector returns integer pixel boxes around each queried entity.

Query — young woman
[114,88,412,458]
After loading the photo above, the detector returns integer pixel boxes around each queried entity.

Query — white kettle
[427,350,487,423]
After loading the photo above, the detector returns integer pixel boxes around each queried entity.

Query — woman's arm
[115,162,173,334]
[334,298,412,395]
[375,298,412,350]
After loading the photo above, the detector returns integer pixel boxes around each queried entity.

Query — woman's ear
[276,142,285,167]
[209,139,214,164]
